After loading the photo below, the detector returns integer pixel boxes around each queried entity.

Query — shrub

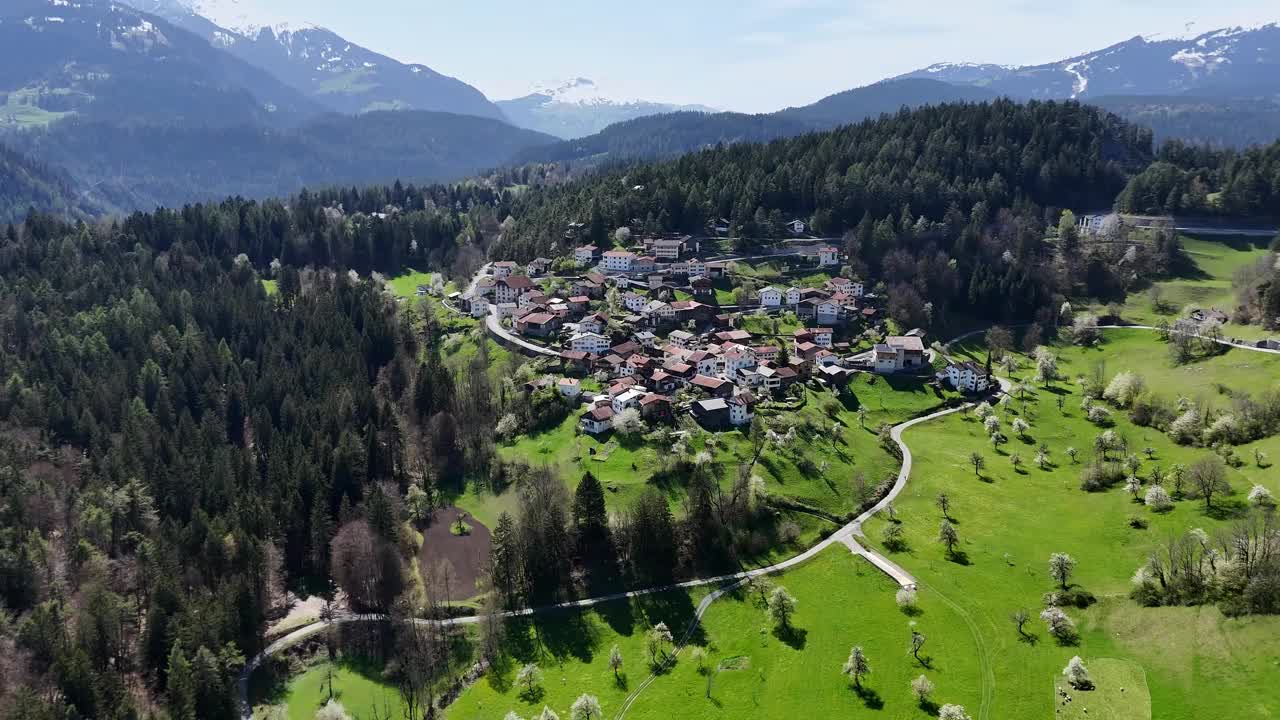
[1248,485,1275,507]
[1087,405,1112,426]
[1063,656,1094,690]
[1080,461,1125,492]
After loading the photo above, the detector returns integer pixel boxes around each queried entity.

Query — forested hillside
[13,111,553,212]
[1114,139,1280,217]
[499,101,1156,327]
[0,143,101,224]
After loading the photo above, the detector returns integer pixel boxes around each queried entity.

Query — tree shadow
[899,604,923,618]
[1017,632,1040,646]
[518,685,546,703]
[918,698,941,716]
[913,654,934,670]
[1205,499,1249,520]
[772,624,808,650]
[946,550,971,566]
[853,684,884,710]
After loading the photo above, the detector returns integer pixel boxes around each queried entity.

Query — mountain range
[897,24,1280,100]
[2,0,1280,219]
[496,78,716,140]
[130,0,506,119]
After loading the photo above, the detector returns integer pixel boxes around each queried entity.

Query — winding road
[238,323,1275,719]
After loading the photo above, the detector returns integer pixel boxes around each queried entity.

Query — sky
[213,0,1278,112]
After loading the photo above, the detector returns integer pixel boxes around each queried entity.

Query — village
[442,228,993,435]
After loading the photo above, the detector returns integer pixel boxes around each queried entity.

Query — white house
[759,286,783,307]
[623,292,648,313]
[644,300,675,324]
[558,378,583,400]
[728,394,756,426]
[723,346,757,378]
[817,246,840,266]
[580,405,614,434]
[575,245,599,265]
[612,388,646,414]
[668,330,696,349]
[816,301,841,326]
[874,335,926,374]
[634,331,657,348]
[943,361,991,393]
[650,237,685,260]
[686,259,707,278]
[569,332,611,355]
[785,287,802,306]
[492,261,519,278]
[788,219,807,235]
[602,250,636,273]
[632,256,657,274]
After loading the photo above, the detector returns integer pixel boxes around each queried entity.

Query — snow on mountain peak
[524,78,645,106]
[171,0,297,36]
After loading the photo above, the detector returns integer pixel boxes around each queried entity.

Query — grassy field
[1,87,79,127]
[386,270,436,298]
[863,329,1280,719]
[449,548,985,720]
[1052,658,1151,720]
[1085,234,1276,341]
[265,660,405,720]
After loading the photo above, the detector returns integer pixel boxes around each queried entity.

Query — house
[516,312,561,338]
[519,290,548,308]
[692,398,730,429]
[527,257,552,275]
[670,300,712,324]
[577,313,608,335]
[612,388,647,414]
[572,280,603,298]
[723,346,757,378]
[707,262,728,279]
[826,277,864,298]
[785,287,802,306]
[610,340,643,359]
[580,404,615,434]
[817,364,855,385]
[474,277,496,298]
[602,250,636,273]
[566,296,590,313]
[569,332,611,355]
[634,330,658,348]
[639,393,673,421]
[752,345,781,364]
[685,351,720,377]
[627,354,654,375]
[690,277,714,298]
[816,300,841,326]
[575,245,599,265]
[759,286,784,307]
[794,328,833,349]
[492,261,519,278]
[817,246,840,266]
[690,374,734,399]
[495,302,519,318]
[794,341,821,361]
[632,256,657,274]
[942,361,991,393]
[874,335,927,374]
[644,300,676,324]
[559,350,593,372]
[623,292,648,313]
[647,274,667,290]
[558,377,582,400]
[648,237,686,260]
[662,361,695,383]
[668,330,697,350]
[686,259,707,278]
[787,219,808,235]
[648,371,679,394]
[494,275,535,304]
[714,329,752,344]
[728,393,757,426]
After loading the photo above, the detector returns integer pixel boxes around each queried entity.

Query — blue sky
[249,0,1278,111]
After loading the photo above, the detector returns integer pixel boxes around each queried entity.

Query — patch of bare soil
[418,508,492,602]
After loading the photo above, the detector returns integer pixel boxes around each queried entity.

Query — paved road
[485,306,561,358]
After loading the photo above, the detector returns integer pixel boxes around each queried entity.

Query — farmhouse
[515,312,560,338]
[692,398,730,429]
[492,261,519,278]
[580,404,615,434]
[569,332,611,355]
[558,377,582,399]
[494,275,535,304]
[942,361,991,393]
[759,286,784,307]
[874,335,927,374]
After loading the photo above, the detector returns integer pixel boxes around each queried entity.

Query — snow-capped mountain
[898,23,1280,99]
[130,0,505,119]
[497,78,716,139]
[0,0,322,127]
